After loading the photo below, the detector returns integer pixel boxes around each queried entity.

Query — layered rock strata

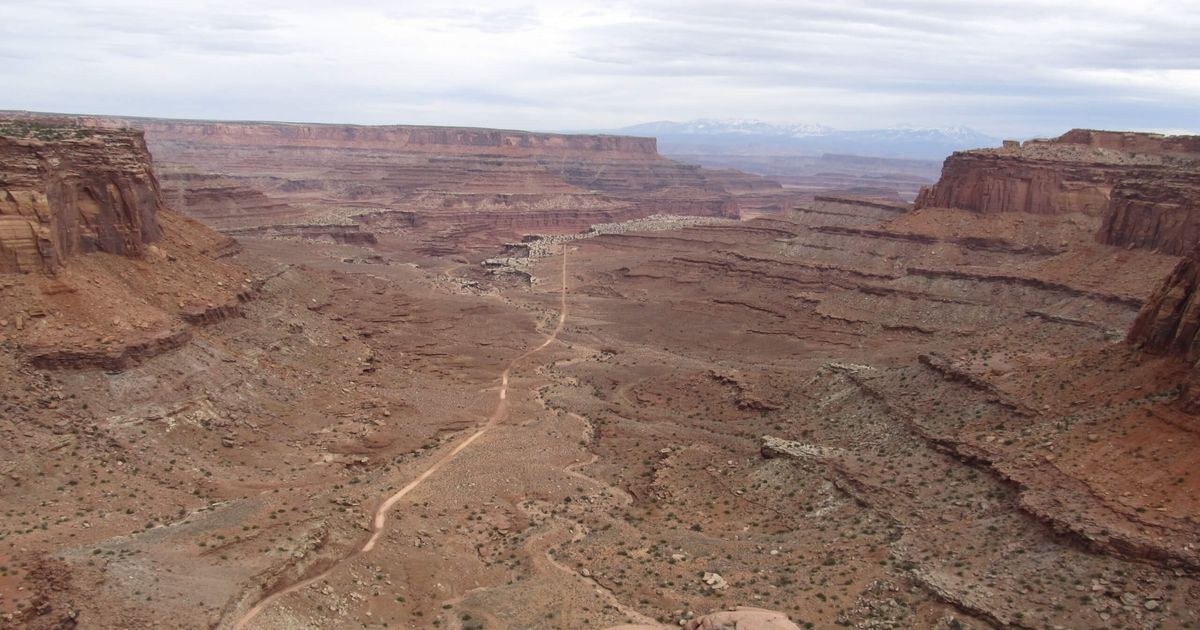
[1127,243,1200,362]
[92,118,663,156]
[0,116,255,370]
[0,121,164,273]
[1100,173,1200,255]
[157,172,307,229]
[916,129,1200,254]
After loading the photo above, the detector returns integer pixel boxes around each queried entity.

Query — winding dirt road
[230,246,570,629]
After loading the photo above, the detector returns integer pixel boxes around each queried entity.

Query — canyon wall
[913,149,1119,216]
[1047,128,1200,156]
[1099,173,1200,256]
[0,116,259,375]
[0,121,164,273]
[916,129,1200,255]
[1127,243,1200,363]
[91,117,662,157]
[157,172,308,229]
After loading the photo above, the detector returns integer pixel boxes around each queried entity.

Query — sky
[1,0,1197,137]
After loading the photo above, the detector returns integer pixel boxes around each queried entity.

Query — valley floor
[2,201,1198,630]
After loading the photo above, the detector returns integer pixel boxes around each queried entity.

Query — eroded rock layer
[0,121,164,273]
[0,116,255,373]
[916,128,1200,254]
[158,172,307,229]
[96,118,662,156]
[1128,243,1200,362]
[1101,173,1200,255]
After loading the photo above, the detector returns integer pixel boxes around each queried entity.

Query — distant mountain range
[603,119,1003,161]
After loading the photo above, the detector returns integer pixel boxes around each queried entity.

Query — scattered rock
[702,572,728,591]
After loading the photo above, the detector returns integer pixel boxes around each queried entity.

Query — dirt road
[229,246,570,629]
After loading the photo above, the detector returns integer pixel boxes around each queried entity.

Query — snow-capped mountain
[620,119,834,138]
[610,119,1002,160]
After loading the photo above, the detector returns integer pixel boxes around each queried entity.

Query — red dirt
[2,117,1198,630]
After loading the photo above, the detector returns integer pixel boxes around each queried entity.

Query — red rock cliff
[913,148,1118,216]
[0,120,164,273]
[915,129,1200,254]
[1049,129,1200,156]
[82,117,661,158]
[1127,243,1200,363]
[1100,173,1200,255]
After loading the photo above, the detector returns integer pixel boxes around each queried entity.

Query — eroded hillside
[1,119,1198,630]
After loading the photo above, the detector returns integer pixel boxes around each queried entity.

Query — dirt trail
[516,507,659,627]
[229,246,570,629]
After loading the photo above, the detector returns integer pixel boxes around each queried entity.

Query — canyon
[1,115,1198,630]
[1,112,809,256]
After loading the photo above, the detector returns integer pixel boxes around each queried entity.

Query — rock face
[0,115,256,372]
[0,121,164,273]
[1100,173,1200,256]
[1054,128,1200,156]
[97,118,663,156]
[913,147,1118,216]
[1127,243,1200,363]
[157,172,307,229]
[915,129,1200,254]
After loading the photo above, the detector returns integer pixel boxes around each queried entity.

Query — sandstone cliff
[913,149,1118,216]
[93,117,662,157]
[1127,243,1200,363]
[1099,173,1200,255]
[0,116,254,370]
[0,121,164,273]
[915,129,1200,255]
[1051,128,1200,156]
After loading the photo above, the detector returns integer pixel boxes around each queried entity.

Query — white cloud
[0,0,1195,135]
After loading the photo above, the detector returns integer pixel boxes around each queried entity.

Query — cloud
[0,0,1195,136]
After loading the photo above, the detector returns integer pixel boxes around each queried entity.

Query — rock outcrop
[1127,243,1200,363]
[90,117,663,157]
[1052,128,1200,156]
[0,120,164,273]
[1099,173,1200,255]
[915,129,1200,254]
[0,115,257,371]
[157,172,307,229]
[914,146,1118,216]
[25,326,193,370]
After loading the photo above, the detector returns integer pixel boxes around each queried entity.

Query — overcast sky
[2,0,1197,136]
